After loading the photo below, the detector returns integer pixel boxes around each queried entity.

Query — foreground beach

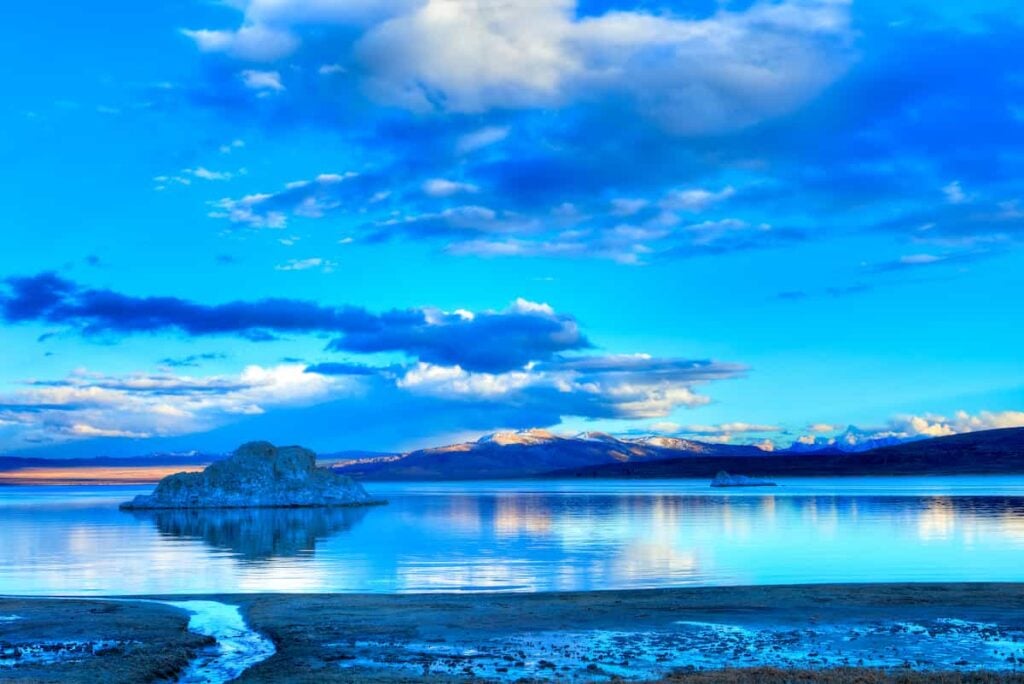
[5,584,1024,682]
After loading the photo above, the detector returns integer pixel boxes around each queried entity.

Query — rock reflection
[127,507,370,562]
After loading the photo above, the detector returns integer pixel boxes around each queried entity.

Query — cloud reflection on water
[4,482,1024,595]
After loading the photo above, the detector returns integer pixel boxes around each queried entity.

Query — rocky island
[120,441,385,509]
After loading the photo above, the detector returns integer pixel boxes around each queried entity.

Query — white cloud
[0,364,353,446]
[355,0,852,133]
[899,253,944,266]
[187,0,853,135]
[396,353,718,420]
[275,257,337,272]
[209,193,288,229]
[679,422,781,435]
[182,26,298,62]
[455,125,510,154]
[794,410,1024,449]
[661,186,736,212]
[683,218,771,246]
[943,180,967,204]
[898,410,1024,437]
[240,69,285,92]
[219,139,246,154]
[611,198,649,216]
[422,178,480,197]
[188,167,233,181]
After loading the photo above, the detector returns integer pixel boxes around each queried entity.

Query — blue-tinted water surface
[3,477,1024,595]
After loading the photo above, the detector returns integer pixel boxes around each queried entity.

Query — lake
[3,476,1024,596]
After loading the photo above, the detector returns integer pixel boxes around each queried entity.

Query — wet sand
[5,584,1024,682]
[0,597,212,682]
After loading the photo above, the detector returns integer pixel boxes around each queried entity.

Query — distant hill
[335,429,766,480]
[544,427,1024,478]
[333,427,1024,480]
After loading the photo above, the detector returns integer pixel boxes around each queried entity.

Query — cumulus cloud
[182,0,852,134]
[354,0,853,133]
[795,410,1024,449]
[0,364,348,446]
[168,0,1024,274]
[395,352,743,420]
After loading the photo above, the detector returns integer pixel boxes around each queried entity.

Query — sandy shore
[5,584,1024,682]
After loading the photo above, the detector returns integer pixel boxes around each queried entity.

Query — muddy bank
[229,584,1024,682]
[0,598,212,682]
[6,584,1024,682]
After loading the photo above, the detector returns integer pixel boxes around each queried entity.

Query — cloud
[354,0,853,133]
[160,352,228,369]
[795,410,1024,449]
[0,364,349,446]
[182,26,299,62]
[219,139,246,154]
[0,353,746,451]
[240,69,285,92]
[208,172,364,229]
[158,4,1024,273]
[942,180,967,204]
[394,352,744,420]
[189,167,233,181]
[422,178,480,197]
[661,187,736,212]
[455,125,509,154]
[866,248,993,273]
[676,422,782,436]
[274,257,336,273]
[327,299,590,373]
[303,362,382,376]
[0,274,590,373]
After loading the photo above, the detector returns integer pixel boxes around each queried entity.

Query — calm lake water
[3,477,1024,596]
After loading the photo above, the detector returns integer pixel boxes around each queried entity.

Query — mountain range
[4,427,1022,481]
[333,427,1024,480]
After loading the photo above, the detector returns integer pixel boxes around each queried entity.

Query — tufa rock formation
[121,441,386,509]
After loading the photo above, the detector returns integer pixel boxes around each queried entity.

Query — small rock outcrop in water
[710,471,777,488]
[121,442,385,509]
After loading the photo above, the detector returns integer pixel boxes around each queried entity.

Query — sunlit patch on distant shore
[0,465,205,486]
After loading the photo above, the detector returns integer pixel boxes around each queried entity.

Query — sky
[1,0,1023,457]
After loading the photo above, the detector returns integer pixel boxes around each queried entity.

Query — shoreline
[6,583,1024,682]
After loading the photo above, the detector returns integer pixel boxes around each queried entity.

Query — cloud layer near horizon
[0,273,746,451]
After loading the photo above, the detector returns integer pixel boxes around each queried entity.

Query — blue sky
[1,0,1022,456]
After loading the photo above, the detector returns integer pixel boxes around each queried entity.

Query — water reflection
[127,506,371,562]
[4,479,1024,595]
